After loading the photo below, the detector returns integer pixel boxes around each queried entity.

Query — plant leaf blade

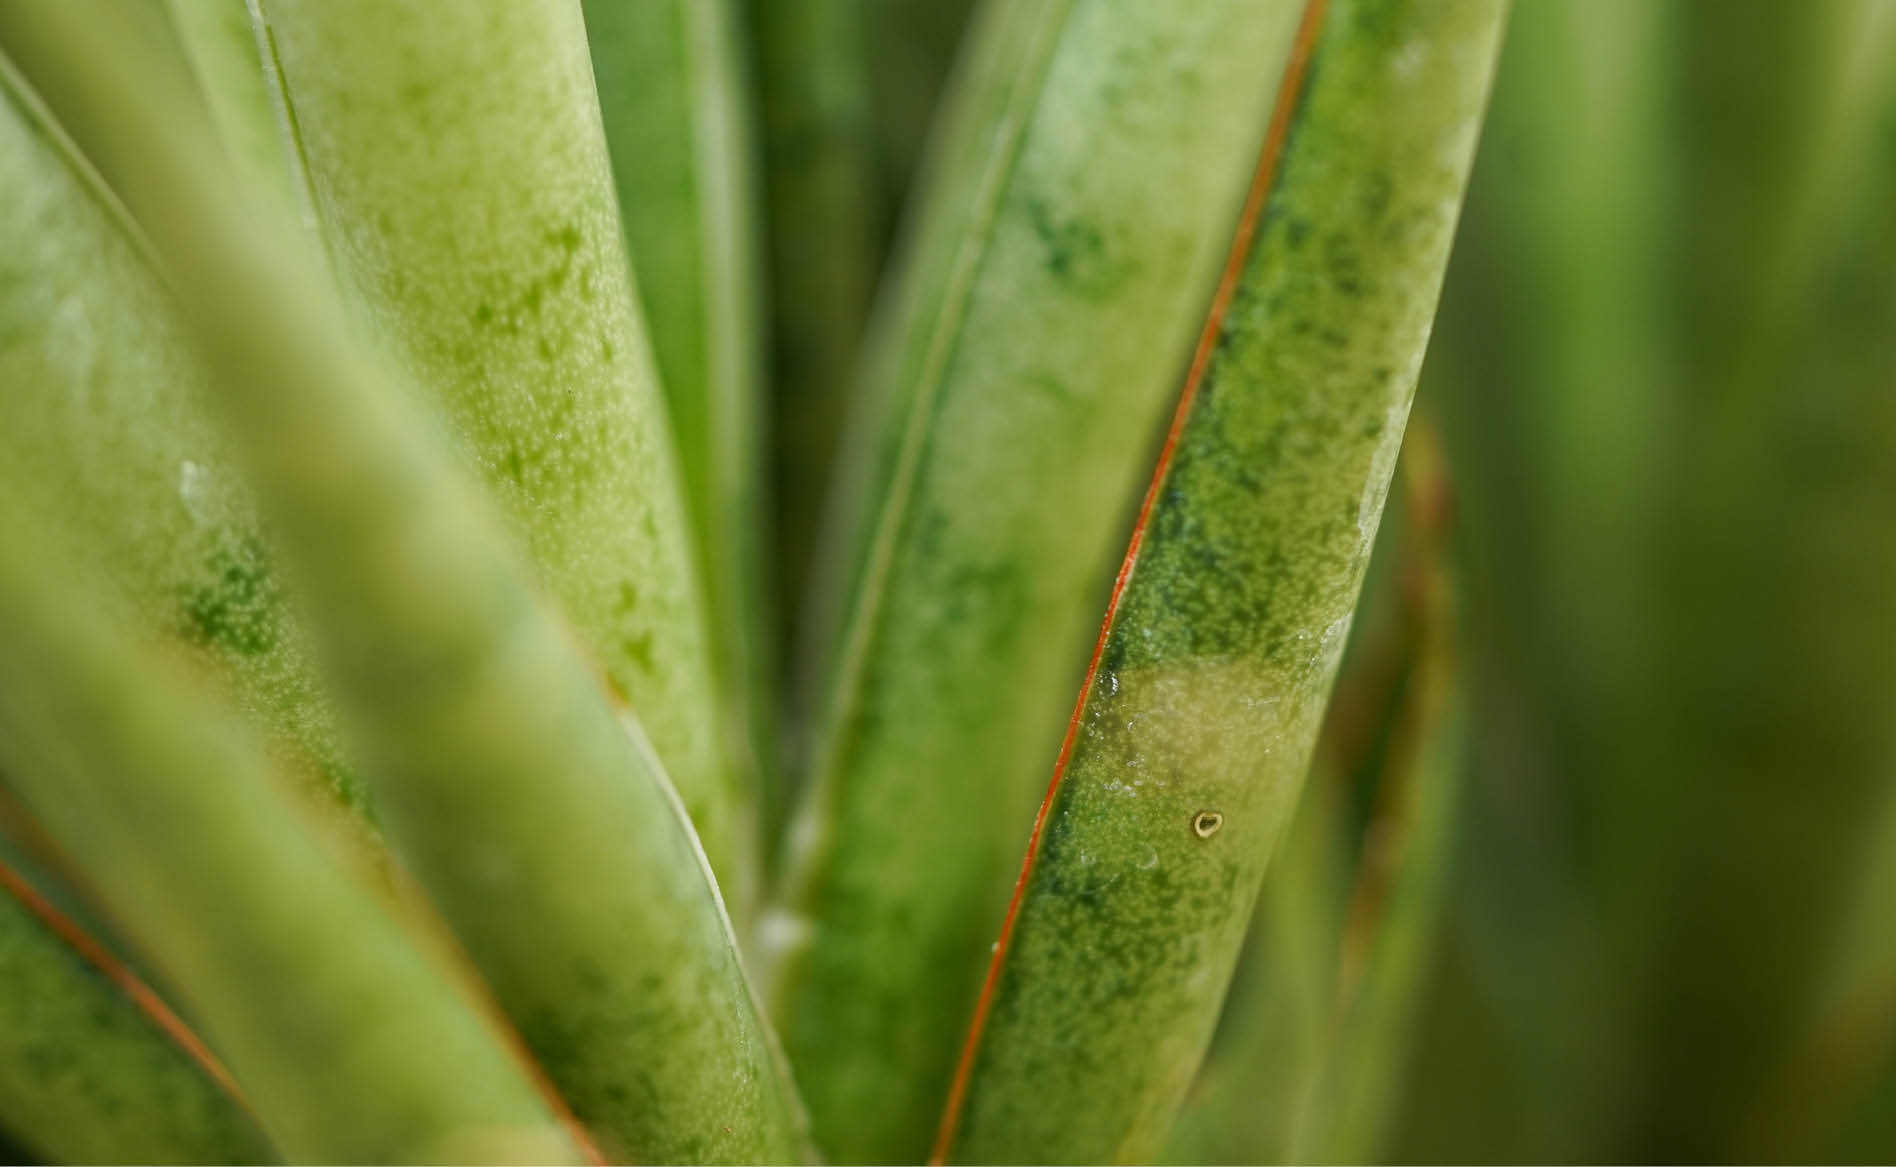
[933,1,1505,1159]
[257,0,752,900]
[765,3,1315,1159]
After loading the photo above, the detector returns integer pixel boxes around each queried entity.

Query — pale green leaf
[255,0,751,900]
[0,508,580,1165]
[154,0,307,226]
[583,0,780,879]
[931,1,1504,1159]
[764,2,1313,1159]
[0,45,361,819]
[0,4,812,1157]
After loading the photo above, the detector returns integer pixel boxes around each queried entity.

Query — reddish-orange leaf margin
[0,855,250,1107]
[0,848,607,1165]
[928,0,1334,1159]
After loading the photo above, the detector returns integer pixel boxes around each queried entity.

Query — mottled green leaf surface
[0,866,274,1165]
[1165,658,1464,1166]
[764,3,1310,1159]
[934,1,1503,1159]
[256,0,749,898]
[0,5,813,1155]
[860,0,976,219]
[584,0,778,891]
[1158,467,1421,1165]
[1158,750,1348,1167]
[0,513,578,1165]
[0,51,360,817]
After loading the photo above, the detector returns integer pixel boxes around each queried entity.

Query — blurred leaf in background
[1389,0,1896,1160]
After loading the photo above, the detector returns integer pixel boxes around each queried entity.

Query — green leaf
[254,0,752,902]
[0,508,580,1165]
[1163,437,1472,1165]
[0,859,275,1165]
[764,2,1316,1159]
[1157,750,1349,1167]
[0,44,362,818]
[582,0,780,877]
[1298,564,1465,1160]
[0,4,813,1158]
[153,0,307,224]
[929,1,1504,1159]
[1405,2,1896,1155]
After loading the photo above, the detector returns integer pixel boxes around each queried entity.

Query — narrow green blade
[154,0,305,224]
[931,1,1504,1159]
[745,0,882,639]
[583,0,780,878]
[1301,440,1470,1163]
[0,513,579,1165]
[0,48,361,819]
[0,4,812,1157]
[766,3,1312,1159]
[0,861,274,1165]
[1157,753,1348,1167]
[254,0,750,901]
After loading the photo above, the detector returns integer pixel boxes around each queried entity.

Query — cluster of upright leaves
[0,0,1505,1162]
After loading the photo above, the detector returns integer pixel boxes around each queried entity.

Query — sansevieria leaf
[0,858,273,1164]
[1165,436,1470,1165]
[765,2,1313,1159]
[0,508,580,1165]
[930,0,1504,1160]
[583,0,779,872]
[0,47,358,817]
[254,0,752,901]
[153,0,305,225]
[0,3,811,1159]
[1295,449,1467,1166]
[1154,439,1435,1164]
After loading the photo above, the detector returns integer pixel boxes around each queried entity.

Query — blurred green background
[1383,0,1896,1159]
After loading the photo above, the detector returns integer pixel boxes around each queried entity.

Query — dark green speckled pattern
[0,51,363,817]
[940,0,1505,1161]
[0,2,811,1158]
[584,0,778,890]
[257,0,748,897]
[764,3,1309,1160]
